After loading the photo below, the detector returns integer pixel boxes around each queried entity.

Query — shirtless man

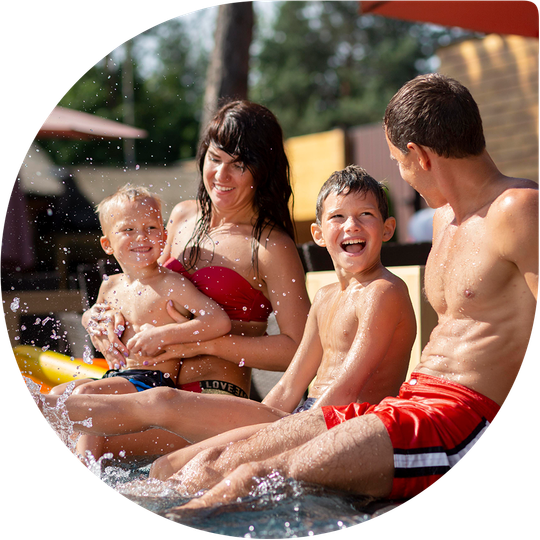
[174,73,538,507]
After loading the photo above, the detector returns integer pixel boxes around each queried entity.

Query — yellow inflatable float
[14,345,108,394]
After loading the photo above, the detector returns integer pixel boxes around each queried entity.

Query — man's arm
[497,186,538,300]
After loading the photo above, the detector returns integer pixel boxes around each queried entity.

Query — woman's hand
[83,303,129,368]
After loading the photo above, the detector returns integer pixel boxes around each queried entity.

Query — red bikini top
[163,257,273,323]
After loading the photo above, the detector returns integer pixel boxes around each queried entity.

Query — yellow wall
[438,35,538,183]
[285,128,346,222]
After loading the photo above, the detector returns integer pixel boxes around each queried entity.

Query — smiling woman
[202,144,256,220]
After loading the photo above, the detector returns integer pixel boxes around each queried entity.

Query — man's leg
[172,409,330,494]
[179,413,394,509]
[150,422,272,481]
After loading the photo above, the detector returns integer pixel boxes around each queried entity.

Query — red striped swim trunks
[321,372,500,500]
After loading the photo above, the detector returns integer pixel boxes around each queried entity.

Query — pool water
[101,459,400,538]
[29,378,400,538]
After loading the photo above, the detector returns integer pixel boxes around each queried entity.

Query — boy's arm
[83,277,128,369]
[262,301,323,413]
[313,281,408,408]
[127,276,232,357]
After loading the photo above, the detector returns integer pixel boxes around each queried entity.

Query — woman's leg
[41,387,288,455]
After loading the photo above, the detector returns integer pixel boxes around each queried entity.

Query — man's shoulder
[489,179,538,228]
[494,179,538,209]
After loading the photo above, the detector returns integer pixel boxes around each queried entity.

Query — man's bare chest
[424,219,506,315]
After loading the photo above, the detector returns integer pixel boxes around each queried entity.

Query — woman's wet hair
[384,73,486,159]
[187,100,294,271]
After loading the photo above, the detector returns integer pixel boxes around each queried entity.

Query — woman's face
[203,143,257,214]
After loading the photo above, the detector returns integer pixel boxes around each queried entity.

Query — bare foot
[170,461,266,512]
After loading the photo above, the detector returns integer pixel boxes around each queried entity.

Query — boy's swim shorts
[321,372,500,500]
[102,369,176,392]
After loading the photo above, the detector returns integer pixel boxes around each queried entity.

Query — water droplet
[10,297,20,312]
[83,345,93,364]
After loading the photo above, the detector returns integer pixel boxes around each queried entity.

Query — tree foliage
[39,2,460,165]
[40,16,209,166]
[250,1,449,138]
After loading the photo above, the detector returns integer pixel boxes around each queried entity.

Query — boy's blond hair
[96,184,163,232]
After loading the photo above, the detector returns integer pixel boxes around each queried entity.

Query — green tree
[39,16,209,166]
[250,1,450,138]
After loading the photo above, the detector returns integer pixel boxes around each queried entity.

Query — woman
[77,101,311,459]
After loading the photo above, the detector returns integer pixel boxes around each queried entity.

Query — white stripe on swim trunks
[394,421,490,470]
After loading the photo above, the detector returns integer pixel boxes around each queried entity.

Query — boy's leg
[48,378,94,396]
[73,376,139,460]
[72,376,138,396]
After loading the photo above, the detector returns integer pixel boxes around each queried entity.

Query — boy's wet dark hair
[316,165,390,225]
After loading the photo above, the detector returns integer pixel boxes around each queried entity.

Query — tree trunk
[200,2,254,135]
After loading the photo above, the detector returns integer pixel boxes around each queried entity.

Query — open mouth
[214,183,234,193]
[341,239,366,254]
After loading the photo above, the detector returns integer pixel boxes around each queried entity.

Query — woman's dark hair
[384,73,486,159]
[186,100,294,272]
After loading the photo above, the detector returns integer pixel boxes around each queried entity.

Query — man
[174,73,538,507]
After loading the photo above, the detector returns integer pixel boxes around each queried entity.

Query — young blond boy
[149,164,417,482]
[50,185,231,458]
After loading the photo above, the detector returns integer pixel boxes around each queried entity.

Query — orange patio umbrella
[360,1,539,38]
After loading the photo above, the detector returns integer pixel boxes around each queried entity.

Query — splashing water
[24,382,397,537]
[25,377,92,453]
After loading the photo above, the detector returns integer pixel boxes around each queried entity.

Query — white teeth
[214,184,234,192]
[342,239,365,245]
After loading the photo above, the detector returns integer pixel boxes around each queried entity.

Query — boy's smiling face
[311,190,395,277]
[100,198,166,271]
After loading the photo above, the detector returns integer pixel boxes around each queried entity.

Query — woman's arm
[127,277,232,357]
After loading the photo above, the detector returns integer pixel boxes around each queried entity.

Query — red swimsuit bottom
[322,372,500,500]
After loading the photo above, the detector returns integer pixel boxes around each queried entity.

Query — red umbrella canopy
[360,1,539,38]
[37,106,148,140]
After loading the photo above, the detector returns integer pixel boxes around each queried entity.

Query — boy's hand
[127,324,167,358]
[85,304,128,368]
